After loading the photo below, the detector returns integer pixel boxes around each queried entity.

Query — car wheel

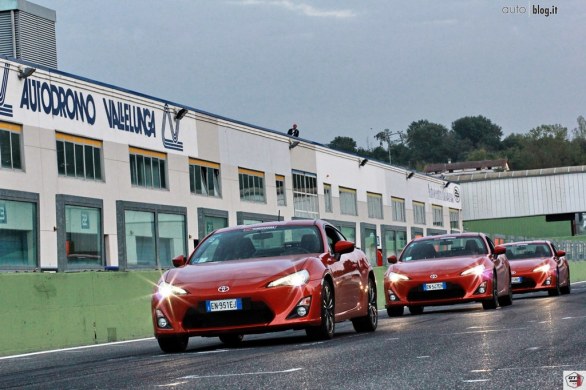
[498,274,513,307]
[548,267,561,296]
[219,334,244,347]
[408,306,424,315]
[561,269,571,295]
[482,274,498,310]
[157,335,188,353]
[387,306,404,317]
[352,277,378,333]
[306,280,335,340]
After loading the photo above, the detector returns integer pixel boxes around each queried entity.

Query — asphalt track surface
[1,282,585,390]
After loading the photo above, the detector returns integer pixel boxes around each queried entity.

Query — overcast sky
[31,0,585,148]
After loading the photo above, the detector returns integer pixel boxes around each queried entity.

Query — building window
[340,187,357,216]
[0,122,22,170]
[367,192,383,219]
[129,147,167,189]
[323,183,332,213]
[239,167,266,203]
[413,201,426,225]
[0,191,38,270]
[383,227,407,259]
[65,205,102,267]
[450,208,460,230]
[292,170,318,218]
[56,133,102,180]
[328,220,356,243]
[432,205,443,227]
[198,208,229,239]
[276,174,286,206]
[189,158,221,197]
[391,197,406,222]
[118,201,187,270]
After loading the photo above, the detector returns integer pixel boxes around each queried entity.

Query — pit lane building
[0,2,462,273]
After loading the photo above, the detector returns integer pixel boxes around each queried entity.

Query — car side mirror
[556,250,566,257]
[172,254,188,268]
[493,246,506,256]
[388,255,398,264]
[334,240,355,255]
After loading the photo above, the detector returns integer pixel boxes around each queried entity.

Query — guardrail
[553,240,586,261]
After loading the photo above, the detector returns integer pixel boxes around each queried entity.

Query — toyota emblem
[218,285,230,293]
[430,274,438,279]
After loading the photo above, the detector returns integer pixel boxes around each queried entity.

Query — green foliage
[327,115,586,170]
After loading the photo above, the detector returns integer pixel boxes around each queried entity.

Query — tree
[404,120,451,168]
[328,136,357,153]
[452,115,503,151]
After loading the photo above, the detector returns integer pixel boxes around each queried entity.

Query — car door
[551,243,569,285]
[324,225,355,314]
[486,236,509,295]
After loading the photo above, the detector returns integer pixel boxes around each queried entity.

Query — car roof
[213,219,324,234]
[412,232,484,242]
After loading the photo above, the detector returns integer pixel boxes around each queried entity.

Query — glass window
[384,229,408,259]
[129,147,167,189]
[450,209,460,230]
[158,213,186,268]
[276,175,286,206]
[0,199,37,268]
[367,192,383,219]
[363,226,377,266]
[65,205,102,267]
[432,205,443,227]
[340,187,357,216]
[0,122,22,170]
[125,210,156,267]
[292,171,319,218]
[239,167,265,202]
[324,183,332,213]
[413,201,426,225]
[391,197,406,222]
[203,215,228,236]
[55,133,103,181]
[190,159,221,197]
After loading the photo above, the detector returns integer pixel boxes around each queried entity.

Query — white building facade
[0,57,462,272]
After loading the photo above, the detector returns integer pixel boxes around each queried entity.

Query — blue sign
[0,204,6,224]
[81,212,90,229]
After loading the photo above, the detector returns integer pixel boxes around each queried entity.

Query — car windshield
[189,225,323,263]
[504,244,552,260]
[400,236,487,261]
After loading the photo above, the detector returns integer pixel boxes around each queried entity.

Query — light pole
[374,129,403,164]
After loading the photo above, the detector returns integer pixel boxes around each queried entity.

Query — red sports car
[384,233,513,316]
[152,220,378,353]
[503,241,571,296]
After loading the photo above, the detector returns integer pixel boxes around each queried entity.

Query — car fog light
[478,287,486,294]
[389,293,397,301]
[544,277,551,286]
[157,317,169,328]
[475,281,487,295]
[296,306,308,317]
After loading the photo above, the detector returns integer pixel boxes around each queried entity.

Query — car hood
[164,256,313,287]
[391,256,486,278]
[509,258,551,272]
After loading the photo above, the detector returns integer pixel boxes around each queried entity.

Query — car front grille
[182,298,275,329]
[407,283,466,302]
[512,278,536,289]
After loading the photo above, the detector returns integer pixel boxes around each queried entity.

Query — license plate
[511,276,523,284]
[206,298,242,312]
[423,282,446,291]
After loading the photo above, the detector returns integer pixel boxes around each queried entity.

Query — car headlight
[388,272,410,283]
[533,264,550,273]
[268,270,310,287]
[157,282,188,298]
[461,264,485,277]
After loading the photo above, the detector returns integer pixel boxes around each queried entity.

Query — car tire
[306,280,335,340]
[561,269,571,295]
[482,274,498,310]
[498,275,513,307]
[408,305,424,315]
[352,277,378,333]
[548,267,561,297]
[219,334,244,347]
[386,306,404,317]
[157,335,188,353]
